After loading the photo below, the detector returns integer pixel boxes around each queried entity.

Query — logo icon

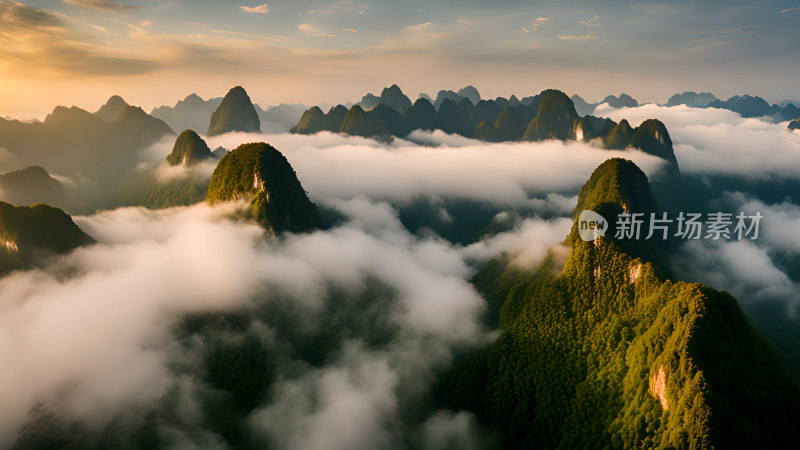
[578,210,608,242]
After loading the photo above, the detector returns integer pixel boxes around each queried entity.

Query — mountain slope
[0,202,94,275]
[207,142,321,233]
[0,166,87,213]
[207,86,261,136]
[439,158,800,449]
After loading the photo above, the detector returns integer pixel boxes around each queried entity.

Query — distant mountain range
[293,88,680,174]
[0,98,174,203]
[152,90,307,134]
[351,84,800,124]
[0,166,88,214]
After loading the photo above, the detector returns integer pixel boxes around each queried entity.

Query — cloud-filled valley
[0,195,574,447]
[2,99,800,447]
[204,130,666,205]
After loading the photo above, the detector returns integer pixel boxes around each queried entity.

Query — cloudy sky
[1,0,799,114]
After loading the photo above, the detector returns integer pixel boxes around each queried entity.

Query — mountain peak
[601,93,639,108]
[522,89,578,141]
[95,95,129,121]
[207,86,261,136]
[165,130,214,166]
[789,117,800,131]
[183,93,204,103]
[629,119,677,165]
[206,142,321,233]
[457,85,481,105]
[573,158,657,218]
[568,157,666,270]
[602,119,635,149]
[378,84,412,112]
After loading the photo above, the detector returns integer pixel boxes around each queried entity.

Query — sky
[1,0,799,114]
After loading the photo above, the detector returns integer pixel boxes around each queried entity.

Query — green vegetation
[207,86,261,136]
[116,130,215,209]
[473,120,501,141]
[0,202,94,275]
[207,142,322,233]
[116,170,209,209]
[436,98,471,136]
[438,158,800,448]
[522,89,578,141]
[166,130,214,166]
[602,119,635,149]
[402,98,437,132]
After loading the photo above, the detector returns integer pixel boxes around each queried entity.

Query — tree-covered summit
[166,130,214,166]
[438,158,800,449]
[207,142,321,233]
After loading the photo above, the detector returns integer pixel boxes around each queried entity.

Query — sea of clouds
[2,103,800,446]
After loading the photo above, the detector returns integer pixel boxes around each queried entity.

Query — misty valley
[1,82,800,450]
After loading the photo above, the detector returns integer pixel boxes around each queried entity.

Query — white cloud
[63,0,137,13]
[406,22,433,31]
[673,238,800,316]
[558,34,596,40]
[298,23,334,37]
[462,216,573,268]
[596,104,800,178]
[579,15,600,27]
[240,3,269,14]
[0,197,498,443]
[204,131,666,206]
[526,17,549,31]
